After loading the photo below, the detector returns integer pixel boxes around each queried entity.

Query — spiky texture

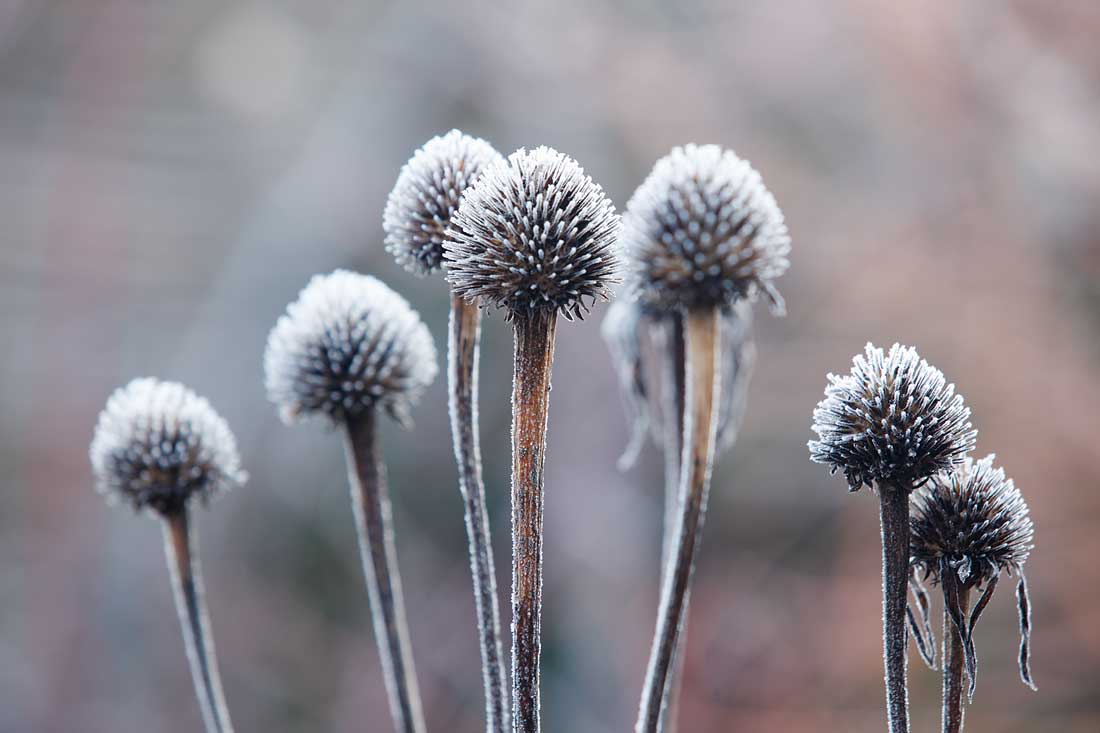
[383,130,503,276]
[443,146,620,320]
[90,378,246,516]
[808,343,976,492]
[622,144,790,314]
[264,270,438,426]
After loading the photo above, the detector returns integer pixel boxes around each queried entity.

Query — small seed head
[622,144,790,313]
[808,342,976,491]
[443,146,620,320]
[264,270,438,426]
[90,378,247,516]
[383,130,503,276]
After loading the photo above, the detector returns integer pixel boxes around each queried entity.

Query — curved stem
[510,309,558,733]
[942,582,971,733]
[878,487,912,733]
[162,509,235,733]
[449,293,509,733]
[636,307,721,733]
[344,411,426,733]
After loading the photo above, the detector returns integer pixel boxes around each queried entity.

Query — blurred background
[2,1,1099,731]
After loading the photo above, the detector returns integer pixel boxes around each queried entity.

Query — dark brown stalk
[942,580,971,733]
[879,486,912,733]
[162,510,234,733]
[449,292,509,733]
[344,411,425,733]
[636,307,721,733]
[510,308,558,733]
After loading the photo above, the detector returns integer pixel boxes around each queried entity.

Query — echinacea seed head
[383,130,503,276]
[622,144,790,313]
[808,342,976,492]
[90,378,247,516]
[264,270,438,427]
[911,455,1034,586]
[443,146,620,320]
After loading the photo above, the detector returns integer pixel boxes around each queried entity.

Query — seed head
[622,144,790,313]
[264,270,438,426]
[383,130,503,276]
[90,378,247,516]
[808,343,976,492]
[443,146,620,320]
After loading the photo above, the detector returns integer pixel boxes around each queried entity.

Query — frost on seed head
[383,130,503,276]
[90,378,247,516]
[808,342,976,492]
[622,144,790,314]
[443,146,621,320]
[263,270,438,427]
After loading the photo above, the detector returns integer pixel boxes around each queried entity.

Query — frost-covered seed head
[383,130,503,276]
[443,146,620,320]
[622,144,790,313]
[808,343,976,492]
[90,378,246,516]
[912,455,1034,586]
[264,270,438,426]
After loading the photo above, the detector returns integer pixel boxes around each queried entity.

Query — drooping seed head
[90,378,247,516]
[808,342,976,492]
[264,270,438,426]
[383,130,503,276]
[443,146,620,320]
[622,144,790,314]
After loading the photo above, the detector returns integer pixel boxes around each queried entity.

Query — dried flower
[263,270,438,427]
[808,342,977,492]
[90,377,246,516]
[384,130,503,276]
[443,146,620,320]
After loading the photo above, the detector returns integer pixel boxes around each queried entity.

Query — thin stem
[344,411,426,733]
[878,486,912,733]
[636,307,721,733]
[942,582,971,733]
[510,308,558,733]
[162,509,234,733]
[449,293,509,733]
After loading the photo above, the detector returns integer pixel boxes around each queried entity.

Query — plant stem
[162,509,235,733]
[942,582,971,733]
[878,486,912,733]
[636,307,721,733]
[344,411,426,733]
[449,292,509,733]
[509,308,558,733]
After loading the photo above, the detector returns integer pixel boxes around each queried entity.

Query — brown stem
[636,307,721,733]
[162,509,235,733]
[449,293,509,733]
[943,582,971,733]
[879,486,912,733]
[344,411,426,733]
[510,308,557,733]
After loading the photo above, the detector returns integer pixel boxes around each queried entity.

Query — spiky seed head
[443,146,620,320]
[383,130,503,276]
[622,144,790,314]
[264,270,438,426]
[808,343,976,492]
[90,378,247,516]
[911,455,1034,586]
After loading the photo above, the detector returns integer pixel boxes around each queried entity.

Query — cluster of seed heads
[443,146,620,320]
[264,270,438,426]
[621,144,790,313]
[383,130,503,276]
[90,378,247,516]
[808,342,977,492]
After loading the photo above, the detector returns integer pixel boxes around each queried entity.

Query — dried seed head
[264,270,438,426]
[90,378,247,516]
[622,144,790,313]
[808,343,976,492]
[443,146,620,320]
[383,130,503,276]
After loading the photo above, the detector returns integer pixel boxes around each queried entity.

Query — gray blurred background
[3,1,1099,731]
